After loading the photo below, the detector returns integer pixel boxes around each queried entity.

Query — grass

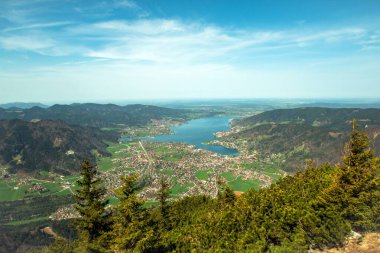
[241,162,284,182]
[161,170,175,176]
[0,180,31,201]
[171,183,194,197]
[112,152,132,159]
[142,200,159,208]
[39,170,50,177]
[133,131,151,137]
[228,178,261,192]
[156,145,185,162]
[97,157,117,171]
[107,197,120,206]
[0,178,68,201]
[195,169,213,180]
[220,171,261,192]
[221,171,236,181]
[63,175,80,184]
[107,143,130,153]
[241,162,260,170]
[163,154,182,161]
[42,182,62,192]
[154,146,171,153]
[97,143,132,171]
[5,216,49,225]
[55,188,71,196]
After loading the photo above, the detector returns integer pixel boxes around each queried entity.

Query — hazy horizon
[1,0,380,102]
[2,97,380,106]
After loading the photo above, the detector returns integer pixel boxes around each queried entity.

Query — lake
[141,116,238,156]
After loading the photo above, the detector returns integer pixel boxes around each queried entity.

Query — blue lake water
[141,116,239,156]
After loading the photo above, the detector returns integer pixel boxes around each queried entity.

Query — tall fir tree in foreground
[328,120,380,231]
[74,160,110,245]
[158,178,170,223]
[109,174,147,252]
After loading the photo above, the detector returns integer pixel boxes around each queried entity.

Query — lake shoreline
[136,116,239,156]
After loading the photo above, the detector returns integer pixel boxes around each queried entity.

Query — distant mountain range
[0,102,48,109]
[0,103,189,128]
[229,107,380,172]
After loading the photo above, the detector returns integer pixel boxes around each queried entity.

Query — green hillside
[0,103,190,128]
[227,108,380,172]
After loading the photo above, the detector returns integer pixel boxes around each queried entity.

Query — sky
[0,0,380,103]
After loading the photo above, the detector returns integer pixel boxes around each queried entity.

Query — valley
[0,114,285,224]
[2,105,380,225]
[1,102,380,252]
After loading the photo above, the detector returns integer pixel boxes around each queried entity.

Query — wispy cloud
[3,21,74,32]
[72,0,145,18]
[1,15,377,67]
[359,32,380,50]
[293,27,366,46]
[113,0,138,9]
[0,0,52,24]
[62,19,374,65]
[0,35,54,51]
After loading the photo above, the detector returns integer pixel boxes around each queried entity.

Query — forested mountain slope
[228,108,380,172]
[0,103,189,128]
[238,107,380,127]
[0,119,118,175]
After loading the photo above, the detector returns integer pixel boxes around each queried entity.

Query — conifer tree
[217,178,236,206]
[342,119,374,169]
[74,160,110,243]
[330,120,380,231]
[110,174,145,251]
[158,178,170,221]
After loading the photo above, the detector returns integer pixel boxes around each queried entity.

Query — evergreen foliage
[73,160,110,246]
[158,178,170,223]
[42,125,380,252]
[108,174,147,252]
[326,121,380,232]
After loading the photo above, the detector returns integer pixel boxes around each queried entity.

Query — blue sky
[0,0,380,103]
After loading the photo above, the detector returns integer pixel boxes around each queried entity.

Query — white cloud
[0,35,53,50]
[3,21,74,32]
[1,16,380,101]
[0,17,376,64]
[66,20,372,65]
[113,0,138,9]
[293,27,366,46]
[70,19,187,35]
[0,0,53,24]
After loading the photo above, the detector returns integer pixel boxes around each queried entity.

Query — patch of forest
[0,119,118,175]
[228,107,380,172]
[0,103,190,128]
